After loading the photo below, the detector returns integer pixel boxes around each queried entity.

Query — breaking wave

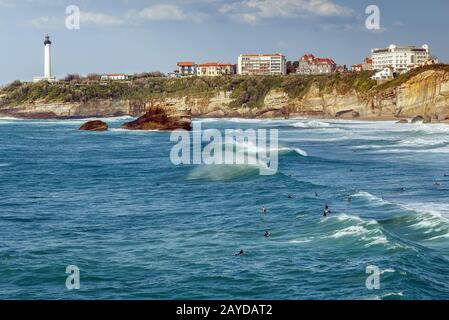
[291,120,331,128]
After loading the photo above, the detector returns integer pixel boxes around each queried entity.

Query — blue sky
[0,0,448,84]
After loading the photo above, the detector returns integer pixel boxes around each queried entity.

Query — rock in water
[79,120,108,131]
[121,106,192,131]
[397,119,409,124]
[411,115,431,124]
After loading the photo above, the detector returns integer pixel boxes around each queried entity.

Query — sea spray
[170,122,279,176]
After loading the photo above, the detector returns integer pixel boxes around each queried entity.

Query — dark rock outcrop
[79,120,108,131]
[411,115,431,123]
[335,109,360,118]
[121,106,191,131]
[397,119,409,124]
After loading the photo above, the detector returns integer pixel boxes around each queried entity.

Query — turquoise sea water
[1,117,449,300]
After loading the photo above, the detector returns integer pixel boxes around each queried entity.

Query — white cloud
[80,11,124,27]
[127,4,204,23]
[29,16,62,29]
[220,0,354,24]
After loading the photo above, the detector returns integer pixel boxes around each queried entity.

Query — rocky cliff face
[1,67,449,121]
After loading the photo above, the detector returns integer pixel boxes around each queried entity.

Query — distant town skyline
[1,0,449,84]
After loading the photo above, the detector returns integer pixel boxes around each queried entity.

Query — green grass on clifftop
[6,67,447,109]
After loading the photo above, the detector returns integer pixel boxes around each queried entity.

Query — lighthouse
[33,35,56,83]
[44,35,52,79]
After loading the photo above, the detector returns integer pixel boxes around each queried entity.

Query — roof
[300,54,316,60]
[198,62,233,67]
[315,58,336,65]
[364,57,373,64]
[300,54,335,65]
[177,62,196,67]
[240,53,284,57]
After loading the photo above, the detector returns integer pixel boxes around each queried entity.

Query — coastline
[2,113,448,125]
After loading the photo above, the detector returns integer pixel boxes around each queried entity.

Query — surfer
[315,192,319,197]
[264,231,271,238]
[323,204,331,217]
[347,196,352,202]
[288,194,293,199]
[261,207,268,214]
[400,187,406,192]
[235,250,244,256]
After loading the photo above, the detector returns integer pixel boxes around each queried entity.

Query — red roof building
[297,54,337,75]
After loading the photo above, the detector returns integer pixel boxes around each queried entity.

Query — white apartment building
[371,44,430,73]
[371,67,394,80]
[237,54,286,76]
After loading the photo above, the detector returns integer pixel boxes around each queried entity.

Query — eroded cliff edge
[1,65,449,121]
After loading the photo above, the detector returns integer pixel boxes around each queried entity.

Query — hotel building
[371,44,430,73]
[237,54,287,76]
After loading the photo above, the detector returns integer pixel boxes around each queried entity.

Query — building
[33,35,56,83]
[167,71,181,78]
[177,62,197,76]
[352,57,373,72]
[371,67,394,80]
[196,62,235,77]
[100,74,129,81]
[237,54,286,76]
[297,54,336,75]
[335,65,348,73]
[362,57,374,71]
[351,64,363,72]
[371,44,430,73]
[425,57,439,66]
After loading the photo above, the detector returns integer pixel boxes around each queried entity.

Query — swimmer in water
[323,204,330,216]
[264,231,271,238]
[400,187,406,192]
[261,207,268,214]
[315,192,319,197]
[347,196,352,202]
[235,250,244,256]
[288,194,293,199]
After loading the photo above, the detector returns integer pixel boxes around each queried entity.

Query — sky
[0,0,448,84]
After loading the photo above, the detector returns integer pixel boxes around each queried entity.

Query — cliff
[1,65,449,121]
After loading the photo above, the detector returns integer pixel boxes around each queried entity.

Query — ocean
[1,117,449,300]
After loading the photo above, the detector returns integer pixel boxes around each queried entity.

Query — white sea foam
[352,191,389,206]
[288,238,314,244]
[232,140,308,157]
[292,120,331,128]
[329,225,369,239]
[380,268,396,275]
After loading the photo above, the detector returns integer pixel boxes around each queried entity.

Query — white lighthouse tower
[33,35,56,83]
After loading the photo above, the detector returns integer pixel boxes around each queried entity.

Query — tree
[286,61,298,75]
[87,73,101,81]
[64,74,81,82]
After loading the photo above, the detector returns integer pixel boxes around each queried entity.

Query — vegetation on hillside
[2,65,447,109]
